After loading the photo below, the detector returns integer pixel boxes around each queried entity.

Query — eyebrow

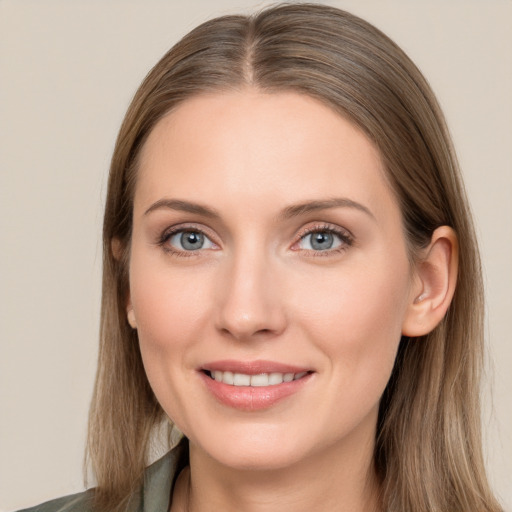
[144,199,220,218]
[144,197,374,221]
[279,198,375,221]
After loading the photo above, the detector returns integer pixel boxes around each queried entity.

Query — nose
[214,248,287,341]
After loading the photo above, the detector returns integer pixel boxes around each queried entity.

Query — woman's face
[129,90,417,470]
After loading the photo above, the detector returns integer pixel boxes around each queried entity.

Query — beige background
[0,0,510,510]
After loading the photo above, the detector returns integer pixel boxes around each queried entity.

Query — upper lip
[201,360,312,375]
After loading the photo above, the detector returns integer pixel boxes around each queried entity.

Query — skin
[126,90,456,512]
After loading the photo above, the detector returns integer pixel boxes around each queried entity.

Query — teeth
[250,374,269,387]
[233,373,251,386]
[222,371,234,385]
[209,370,308,387]
[269,372,284,385]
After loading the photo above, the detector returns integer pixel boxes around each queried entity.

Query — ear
[126,298,137,329]
[402,226,458,337]
[111,237,123,261]
[111,238,137,328]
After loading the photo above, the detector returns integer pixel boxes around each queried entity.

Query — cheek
[129,259,215,426]
[130,259,210,350]
[292,256,410,383]
[128,252,217,415]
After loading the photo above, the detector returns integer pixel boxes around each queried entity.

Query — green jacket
[17,441,188,512]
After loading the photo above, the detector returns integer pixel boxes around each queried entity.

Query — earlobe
[402,226,458,337]
[127,305,137,329]
[111,237,123,261]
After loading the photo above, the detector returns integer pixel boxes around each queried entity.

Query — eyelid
[291,222,354,253]
[156,221,353,256]
[157,223,220,254]
[296,222,353,239]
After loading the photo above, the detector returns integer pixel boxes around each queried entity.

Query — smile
[199,361,314,411]
[207,370,309,387]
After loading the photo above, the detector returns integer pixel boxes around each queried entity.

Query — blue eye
[297,230,345,251]
[167,230,215,251]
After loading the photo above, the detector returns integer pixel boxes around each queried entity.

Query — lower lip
[199,372,313,411]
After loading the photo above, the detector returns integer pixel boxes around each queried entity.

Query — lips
[199,360,313,411]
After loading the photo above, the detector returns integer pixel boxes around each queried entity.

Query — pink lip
[198,360,314,411]
[202,359,310,375]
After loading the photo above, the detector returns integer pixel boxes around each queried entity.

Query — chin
[210,443,307,472]
[186,419,323,472]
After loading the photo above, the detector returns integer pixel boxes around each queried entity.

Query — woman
[19,3,503,511]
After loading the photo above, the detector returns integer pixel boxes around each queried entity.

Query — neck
[172,426,381,512]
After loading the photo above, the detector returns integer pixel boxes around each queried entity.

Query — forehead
[135,90,398,222]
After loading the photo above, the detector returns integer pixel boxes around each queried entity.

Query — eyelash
[157,223,354,257]
[294,224,354,256]
[157,224,216,257]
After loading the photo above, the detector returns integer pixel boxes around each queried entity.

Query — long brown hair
[87,4,502,511]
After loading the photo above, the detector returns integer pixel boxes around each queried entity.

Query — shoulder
[15,490,95,512]
[16,439,189,512]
